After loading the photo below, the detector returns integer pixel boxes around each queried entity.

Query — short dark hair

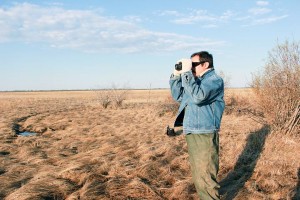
[190,51,214,68]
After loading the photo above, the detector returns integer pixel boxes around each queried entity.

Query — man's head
[190,51,214,77]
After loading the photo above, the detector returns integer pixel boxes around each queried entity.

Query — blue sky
[0,0,299,91]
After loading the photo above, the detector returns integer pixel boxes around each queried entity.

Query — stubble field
[0,89,299,200]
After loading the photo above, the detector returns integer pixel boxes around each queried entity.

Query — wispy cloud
[157,1,287,27]
[0,3,224,53]
[248,7,271,15]
[241,1,288,26]
[123,15,143,23]
[170,9,234,25]
[249,0,271,16]
[155,10,181,17]
[256,1,269,6]
[244,1,289,26]
[251,15,288,25]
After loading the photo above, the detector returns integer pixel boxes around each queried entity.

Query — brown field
[0,89,299,200]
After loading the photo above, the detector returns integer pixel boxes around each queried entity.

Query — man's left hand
[179,58,192,73]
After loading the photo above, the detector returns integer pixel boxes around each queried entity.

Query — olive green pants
[186,133,220,200]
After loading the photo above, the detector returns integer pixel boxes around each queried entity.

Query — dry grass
[0,89,299,200]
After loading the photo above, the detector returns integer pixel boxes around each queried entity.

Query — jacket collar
[198,68,214,79]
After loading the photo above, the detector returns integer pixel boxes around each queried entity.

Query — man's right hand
[173,69,181,76]
[173,58,192,76]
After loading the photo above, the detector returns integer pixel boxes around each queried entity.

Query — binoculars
[175,62,182,71]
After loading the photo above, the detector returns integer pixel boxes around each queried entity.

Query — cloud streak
[242,1,288,26]
[157,1,287,27]
[256,1,269,6]
[248,7,271,15]
[168,9,234,26]
[0,3,224,53]
[251,15,288,25]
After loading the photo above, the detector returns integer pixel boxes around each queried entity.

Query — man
[169,51,225,199]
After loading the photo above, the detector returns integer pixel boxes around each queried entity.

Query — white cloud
[240,14,288,27]
[123,15,142,23]
[252,15,288,25]
[203,24,218,29]
[248,7,271,15]
[256,1,269,6]
[157,2,287,28]
[172,10,216,24]
[155,10,181,17]
[220,10,235,20]
[0,3,224,53]
[234,1,288,26]
[170,9,235,26]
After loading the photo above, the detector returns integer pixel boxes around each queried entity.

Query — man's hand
[173,69,181,76]
[179,58,192,73]
[173,58,192,76]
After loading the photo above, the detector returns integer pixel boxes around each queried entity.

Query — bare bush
[111,84,129,108]
[94,90,112,109]
[251,40,300,135]
[218,70,231,89]
[94,83,129,109]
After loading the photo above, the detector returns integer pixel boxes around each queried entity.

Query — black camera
[175,62,182,71]
[166,125,176,136]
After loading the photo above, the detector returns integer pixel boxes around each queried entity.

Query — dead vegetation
[251,40,300,135]
[94,84,130,109]
[0,89,299,200]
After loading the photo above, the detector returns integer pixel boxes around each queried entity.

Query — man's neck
[199,68,212,77]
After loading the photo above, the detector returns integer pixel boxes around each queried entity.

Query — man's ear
[204,62,209,69]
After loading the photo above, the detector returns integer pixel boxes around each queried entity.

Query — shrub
[218,70,231,89]
[94,83,130,109]
[111,84,129,108]
[94,90,112,109]
[251,40,300,135]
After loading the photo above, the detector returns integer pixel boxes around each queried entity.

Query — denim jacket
[169,69,225,134]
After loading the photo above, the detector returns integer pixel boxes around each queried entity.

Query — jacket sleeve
[181,70,223,105]
[169,74,184,102]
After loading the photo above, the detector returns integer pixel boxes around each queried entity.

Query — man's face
[191,55,207,77]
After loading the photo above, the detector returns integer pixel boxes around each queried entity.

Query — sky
[0,0,299,91]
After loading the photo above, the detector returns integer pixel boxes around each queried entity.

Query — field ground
[0,89,299,200]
